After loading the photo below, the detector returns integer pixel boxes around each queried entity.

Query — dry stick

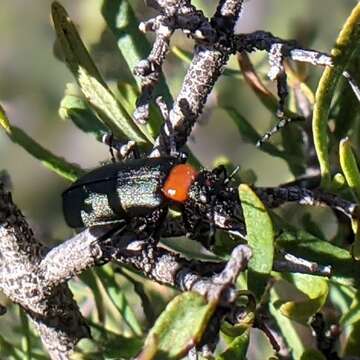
[255,185,360,221]
[112,242,252,305]
[134,0,215,125]
[0,185,102,359]
[149,0,246,156]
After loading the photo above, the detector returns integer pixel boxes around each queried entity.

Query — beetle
[62,154,243,245]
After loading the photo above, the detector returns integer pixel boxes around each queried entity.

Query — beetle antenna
[224,166,240,185]
[342,70,360,102]
[256,116,303,147]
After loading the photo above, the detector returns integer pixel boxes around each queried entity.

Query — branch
[39,226,114,286]
[134,0,215,124]
[0,184,94,359]
[147,0,246,156]
[255,185,360,221]
[112,241,252,305]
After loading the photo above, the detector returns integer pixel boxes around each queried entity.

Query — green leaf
[101,0,172,102]
[341,291,360,326]
[338,137,360,259]
[0,334,26,360]
[239,184,274,300]
[216,330,249,360]
[119,268,157,326]
[344,319,360,357]
[59,84,108,141]
[79,270,106,325]
[52,1,148,144]
[0,104,10,132]
[101,0,172,134]
[0,105,83,181]
[313,3,360,188]
[277,274,329,324]
[19,308,31,360]
[96,265,143,337]
[102,333,143,358]
[116,82,139,116]
[270,287,305,359]
[101,0,150,85]
[140,292,216,360]
[339,137,360,201]
[9,126,84,181]
[300,349,326,360]
[101,0,172,103]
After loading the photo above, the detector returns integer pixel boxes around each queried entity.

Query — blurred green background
[0,0,356,243]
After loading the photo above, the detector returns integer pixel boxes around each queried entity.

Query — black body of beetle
[63,157,178,228]
[182,167,243,240]
[62,156,243,244]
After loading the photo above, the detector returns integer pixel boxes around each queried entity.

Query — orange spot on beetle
[162,164,198,202]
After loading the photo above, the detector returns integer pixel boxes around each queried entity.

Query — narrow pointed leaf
[0,105,83,181]
[344,320,360,357]
[96,266,143,337]
[79,270,106,325]
[313,3,360,188]
[59,85,108,141]
[52,1,148,144]
[339,137,360,201]
[19,308,32,360]
[239,184,274,300]
[341,291,360,326]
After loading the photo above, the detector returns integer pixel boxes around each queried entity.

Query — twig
[0,184,94,359]
[149,0,246,156]
[274,250,332,277]
[255,185,360,221]
[112,241,252,305]
[134,0,215,124]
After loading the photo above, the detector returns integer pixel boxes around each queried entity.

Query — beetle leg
[155,96,178,157]
[132,208,169,246]
[211,164,227,179]
[90,222,128,263]
[161,217,186,238]
[102,133,140,161]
